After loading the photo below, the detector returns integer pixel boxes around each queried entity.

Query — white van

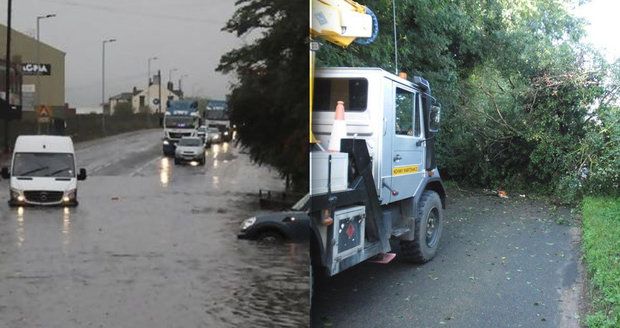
[1,135,87,207]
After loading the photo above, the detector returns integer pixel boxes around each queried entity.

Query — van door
[390,84,425,202]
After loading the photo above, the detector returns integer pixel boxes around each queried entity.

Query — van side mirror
[428,104,441,133]
[77,168,87,181]
[1,167,9,179]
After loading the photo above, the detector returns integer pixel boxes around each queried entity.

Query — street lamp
[148,56,158,86]
[35,13,56,109]
[179,74,188,94]
[168,68,178,83]
[147,56,158,112]
[101,38,116,134]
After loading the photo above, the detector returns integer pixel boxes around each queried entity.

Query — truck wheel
[400,190,444,263]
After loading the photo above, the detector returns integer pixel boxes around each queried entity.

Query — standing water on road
[0,130,309,327]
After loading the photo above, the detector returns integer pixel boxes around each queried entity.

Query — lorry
[204,100,232,142]
[310,67,445,277]
[162,100,201,156]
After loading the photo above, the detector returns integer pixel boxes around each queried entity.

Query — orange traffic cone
[328,101,347,152]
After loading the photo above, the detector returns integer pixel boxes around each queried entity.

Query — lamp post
[35,14,56,110]
[168,68,178,84]
[3,0,13,152]
[179,74,188,95]
[147,56,158,112]
[101,38,116,134]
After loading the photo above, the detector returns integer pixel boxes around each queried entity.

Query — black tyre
[400,190,444,263]
[174,158,180,165]
[200,157,206,166]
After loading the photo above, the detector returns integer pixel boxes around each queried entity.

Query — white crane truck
[310,67,445,276]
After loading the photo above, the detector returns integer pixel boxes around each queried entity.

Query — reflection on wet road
[0,130,309,327]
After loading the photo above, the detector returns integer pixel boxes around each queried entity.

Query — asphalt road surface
[0,129,309,328]
[312,189,583,328]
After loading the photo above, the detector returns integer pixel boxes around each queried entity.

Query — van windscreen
[13,153,75,178]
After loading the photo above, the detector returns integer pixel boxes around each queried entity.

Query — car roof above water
[14,135,75,154]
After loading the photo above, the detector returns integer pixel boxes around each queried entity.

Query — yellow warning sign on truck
[392,164,420,176]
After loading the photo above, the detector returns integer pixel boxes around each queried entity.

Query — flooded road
[0,129,309,327]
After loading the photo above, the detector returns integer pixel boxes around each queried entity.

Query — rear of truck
[310,67,446,277]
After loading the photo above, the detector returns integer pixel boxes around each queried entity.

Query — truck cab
[162,100,201,156]
[311,67,445,276]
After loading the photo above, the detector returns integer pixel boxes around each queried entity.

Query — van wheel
[400,190,444,263]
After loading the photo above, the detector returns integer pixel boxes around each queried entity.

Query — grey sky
[0,0,244,107]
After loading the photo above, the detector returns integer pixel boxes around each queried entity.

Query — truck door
[390,85,425,202]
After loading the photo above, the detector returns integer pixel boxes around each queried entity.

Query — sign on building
[22,84,36,111]
[21,63,52,76]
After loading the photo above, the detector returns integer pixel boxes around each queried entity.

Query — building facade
[109,76,183,114]
[0,23,66,113]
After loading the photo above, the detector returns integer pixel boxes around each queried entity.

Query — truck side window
[395,88,414,136]
[414,94,421,137]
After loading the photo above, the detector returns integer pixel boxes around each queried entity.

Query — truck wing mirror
[428,104,441,133]
[1,167,10,179]
[77,168,87,181]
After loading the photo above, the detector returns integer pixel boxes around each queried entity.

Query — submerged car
[238,194,309,243]
[174,137,205,165]
[1,135,87,207]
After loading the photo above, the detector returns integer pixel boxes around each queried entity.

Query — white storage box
[311,151,349,195]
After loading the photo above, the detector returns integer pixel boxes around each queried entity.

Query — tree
[317,0,618,201]
[218,0,308,191]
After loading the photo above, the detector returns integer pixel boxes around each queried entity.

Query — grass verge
[582,197,620,327]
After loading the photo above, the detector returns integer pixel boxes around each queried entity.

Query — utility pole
[3,0,13,152]
[158,70,162,114]
[101,38,116,134]
[147,56,157,112]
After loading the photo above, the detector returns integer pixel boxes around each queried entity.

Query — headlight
[224,131,229,136]
[64,189,77,202]
[10,189,24,201]
[240,217,257,231]
[213,135,220,139]
[163,140,170,145]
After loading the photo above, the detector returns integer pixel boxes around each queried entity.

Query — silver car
[174,137,206,165]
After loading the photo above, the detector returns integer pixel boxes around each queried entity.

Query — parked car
[238,194,309,243]
[174,137,206,165]
[1,135,87,207]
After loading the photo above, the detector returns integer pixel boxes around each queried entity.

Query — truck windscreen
[313,78,368,112]
[13,153,75,177]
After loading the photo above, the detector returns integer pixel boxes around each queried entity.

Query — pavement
[0,129,309,328]
[311,189,584,328]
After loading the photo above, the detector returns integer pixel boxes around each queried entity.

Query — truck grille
[24,191,64,203]
[169,132,192,139]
